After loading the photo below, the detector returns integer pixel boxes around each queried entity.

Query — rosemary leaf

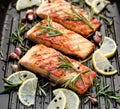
[11,20,28,46]
[71,73,81,88]
[79,0,85,8]
[109,95,120,100]
[99,14,113,26]
[80,55,92,63]
[0,78,21,94]
[70,4,94,30]
[89,8,94,20]
[38,83,49,97]
[37,17,63,37]
[61,77,73,88]
[57,56,73,69]
[38,86,47,97]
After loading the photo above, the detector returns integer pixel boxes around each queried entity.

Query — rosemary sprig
[71,73,82,89]
[38,82,49,97]
[89,8,94,20]
[11,21,28,46]
[39,25,63,36]
[0,78,22,93]
[57,56,74,70]
[37,16,63,36]
[99,14,113,26]
[96,84,120,100]
[57,56,91,88]
[79,0,85,8]
[93,76,120,108]
[64,3,94,30]
[60,70,89,89]
[61,76,73,88]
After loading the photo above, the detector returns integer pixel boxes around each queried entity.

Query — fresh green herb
[93,76,120,108]
[96,84,120,100]
[57,56,74,70]
[79,0,85,8]
[99,14,113,26]
[64,3,94,30]
[89,8,94,20]
[0,78,21,93]
[11,21,28,46]
[71,73,83,88]
[61,76,73,88]
[38,82,49,97]
[57,56,91,88]
[37,16,63,36]
[60,70,89,88]
[80,55,92,63]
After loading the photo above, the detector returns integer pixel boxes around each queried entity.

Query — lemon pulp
[18,78,38,107]
[99,37,117,58]
[92,50,117,75]
[47,90,66,109]
[53,88,80,109]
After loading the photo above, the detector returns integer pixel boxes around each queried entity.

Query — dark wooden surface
[0,1,120,109]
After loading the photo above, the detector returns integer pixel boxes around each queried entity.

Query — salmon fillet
[19,44,96,94]
[36,0,101,37]
[27,19,95,59]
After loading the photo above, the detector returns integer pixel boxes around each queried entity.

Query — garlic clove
[93,31,102,45]
[27,14,34,21]
[88,96,98,105]
[8,53,19,60]
[26,9,35,21]
[11,64,19,72]
[14,47,22,56]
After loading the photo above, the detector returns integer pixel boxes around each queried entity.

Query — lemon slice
[53,88,80,109]
[85,0,93,6]
[92,0,109,14]
[16,0,44,11]
[99,37,117,58]
[47,91,66,109]
[18,78,38,107]
[92,50,117,75]
[6,70,36,85]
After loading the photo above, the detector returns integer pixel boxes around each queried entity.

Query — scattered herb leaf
[0,78,22,93]
[37,16,63,36]
[57,56,90,89]
[99,14,113,26]
[11,21,28,46]
[68,3,94,30]
[38,82,49,97]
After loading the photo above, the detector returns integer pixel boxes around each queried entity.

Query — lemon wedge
[99,37,117,58]
[6,70,36,85]
[47,90,66,109]
[92,0,109,14]
[18,78,38,107]
[16,0,44,11]
[85,0,94,6]
[53,88,80,109]
[92,50,117,75]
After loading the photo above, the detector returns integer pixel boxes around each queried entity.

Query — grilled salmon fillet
[19,44,96,94]
[27,19,95,59]
[36,0,101,37]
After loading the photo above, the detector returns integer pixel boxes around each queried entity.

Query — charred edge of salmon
[36,0,102,37]
[26,20,96,59]
[19,44,97,94]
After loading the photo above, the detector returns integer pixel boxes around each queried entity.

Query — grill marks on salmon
[27,20,95,59]
[36,0,101,37]
[19,44,96,94]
